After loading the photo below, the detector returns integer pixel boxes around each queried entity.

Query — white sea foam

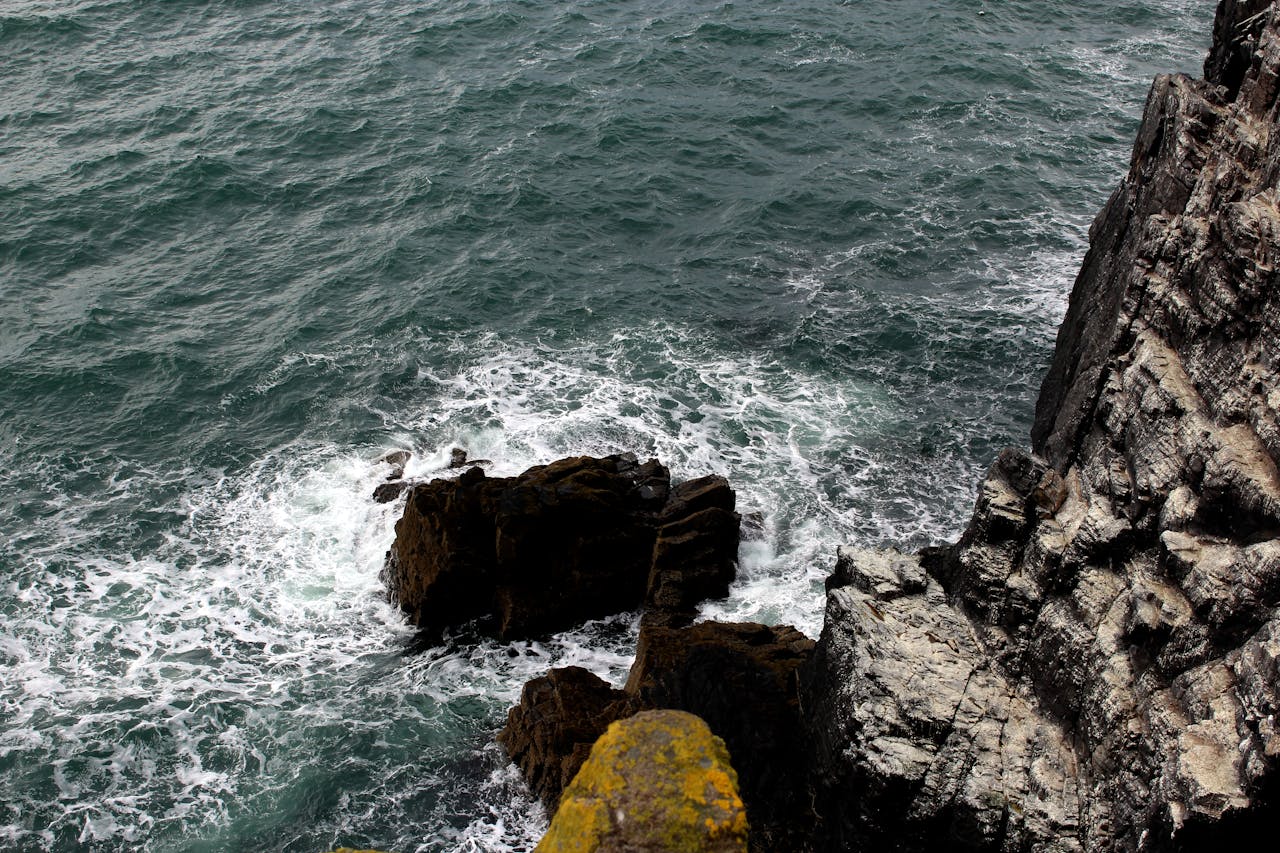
[4,303,1018,850]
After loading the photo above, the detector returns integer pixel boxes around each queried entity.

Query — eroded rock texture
[499,666,638,811]
[809,2,1280,849]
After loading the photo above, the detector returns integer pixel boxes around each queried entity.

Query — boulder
[383,454,741,642]
[377,449,411,480]
[500,621,814,848]
[534,710,749,853]
[643,476,741,629]
[382,454,672,640]
[371,481,408,504]
[497,666,636,811]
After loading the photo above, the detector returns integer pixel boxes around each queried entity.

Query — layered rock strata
[382,454,740,641]
[808,2,1280,848]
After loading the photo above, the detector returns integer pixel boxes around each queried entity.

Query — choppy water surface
[1,1,1213,849]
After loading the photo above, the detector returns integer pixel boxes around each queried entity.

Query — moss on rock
[535,709,748,853]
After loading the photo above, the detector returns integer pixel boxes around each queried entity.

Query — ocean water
[0,0,1214,850]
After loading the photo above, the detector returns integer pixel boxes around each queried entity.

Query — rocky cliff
[807,1,1280,849]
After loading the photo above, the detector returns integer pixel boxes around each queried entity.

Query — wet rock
[371,481,409,504]
[376,448,411,480]
[498,666,637,811]
[448,447,468,468]
[739,510,765,541]
[383,455,671,640]
[643,476,740,629]
[534,710,748,853]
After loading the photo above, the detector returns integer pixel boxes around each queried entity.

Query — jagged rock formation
[382,454,740,641]
[808,2,1280,849]
[534,710,749,853]
[643,477,742,630]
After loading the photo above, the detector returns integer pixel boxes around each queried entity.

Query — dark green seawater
[1,1,1213,850]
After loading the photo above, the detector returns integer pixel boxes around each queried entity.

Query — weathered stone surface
[809,2,1280,849]
[534,710,749,853]
[382,454,672,640]
[500,622,812,846]
[498,666,637,812]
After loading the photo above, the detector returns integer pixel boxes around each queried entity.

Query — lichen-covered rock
[501,622,812,848]
[535,710,749,853]
[626,621,815,851]
[809,1,1280,849]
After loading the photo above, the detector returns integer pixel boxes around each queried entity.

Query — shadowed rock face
[808,2,1280,849]
[502,623,813,849]
[627,621,816,852]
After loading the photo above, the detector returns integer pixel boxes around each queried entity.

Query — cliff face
[808,1,1280,849]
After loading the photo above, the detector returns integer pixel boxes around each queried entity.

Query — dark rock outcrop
[808,2,1280,849]
[383,454,674,640]
[644,476,741,629]
[501,620,813,849]
[498,666,638,811]
[493,479,811,845]
[372,480,409,504]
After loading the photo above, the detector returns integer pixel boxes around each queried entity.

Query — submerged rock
[534,710,749,853]
[377,449,411,480]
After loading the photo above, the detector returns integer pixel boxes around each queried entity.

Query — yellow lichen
[535,709,748,853]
